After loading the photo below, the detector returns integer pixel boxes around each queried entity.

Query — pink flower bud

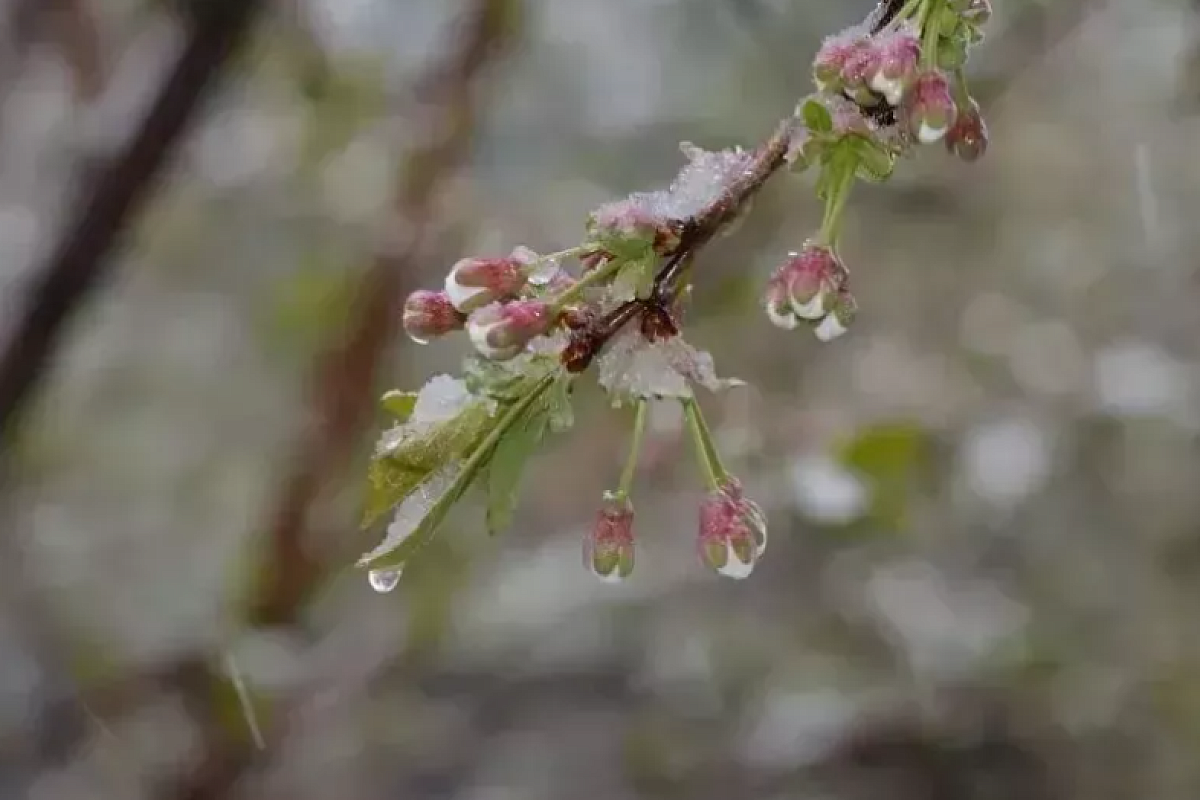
[698,480,767,580]
[584,492,635,583]
[402,289,466,344]
[944,97,988,162]
[841,40,881,94]
[466,300,554,361]
[767,244,848,323]
[812,288,858,342]
[903,71,957,144]
[444,251,532,313]
[869,29,921,106]
[813,34,865,92]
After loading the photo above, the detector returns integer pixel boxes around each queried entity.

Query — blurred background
[2,0,1200,798]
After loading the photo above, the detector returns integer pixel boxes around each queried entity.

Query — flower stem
[883,0,923,30]
[615,398,648,499]
[549,256,623,310]
[919,0,942,68]
[682,398,729,491]
[818,150,858,247]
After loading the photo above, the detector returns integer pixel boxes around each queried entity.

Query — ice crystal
[597,327,744,404]
[412,375,473,423]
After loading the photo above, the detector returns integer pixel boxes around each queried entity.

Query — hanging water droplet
[368,568,402,593]
[406,332,430,345]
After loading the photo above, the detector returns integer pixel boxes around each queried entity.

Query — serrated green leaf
[380,390,418,421]
[382,400,494,474]
[359,374,556,571]
[486,403,550,534]
[547,376,575,433]
[801,97,833,134]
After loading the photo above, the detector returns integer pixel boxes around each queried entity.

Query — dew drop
[406,332,430,345]
[368,568,402,593]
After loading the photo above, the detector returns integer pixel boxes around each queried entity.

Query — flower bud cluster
[764,243,857,342]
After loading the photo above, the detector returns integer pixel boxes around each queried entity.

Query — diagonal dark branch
[0,0,266,451]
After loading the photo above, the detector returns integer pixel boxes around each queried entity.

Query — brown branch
[0,0,266,451]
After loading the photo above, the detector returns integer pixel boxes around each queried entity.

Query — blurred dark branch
[0,0,266,453]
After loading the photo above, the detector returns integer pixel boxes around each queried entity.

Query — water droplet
[406,332,429,345]
[368,568,402,593]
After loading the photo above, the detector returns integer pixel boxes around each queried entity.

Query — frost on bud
[584,492,635,583]
[903,71,957,144]
[402,289,466,344]
[444,251,531,313]
[767,243,848,323]
[466,300,554,361]
[869,29,921,106]
[812,288,858,342]
[944,97,988,162]
[698,480,766,580]
[813,33,865,92]
[588,199,680,256]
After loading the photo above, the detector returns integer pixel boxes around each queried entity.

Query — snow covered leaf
[359,461,464,568]
[485,399,550,534]
[597,327,745,405]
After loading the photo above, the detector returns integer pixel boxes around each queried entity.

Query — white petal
[766,303,799,330]
[716,544,755,579]
[814,313,849,342]
[917,122,948,144]
[792,293,827,320]
[445,276,489,311]
[467,318,510,359]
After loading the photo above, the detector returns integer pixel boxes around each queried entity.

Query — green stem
[682,398,729,491]
[615,398,648,499]
[359,373,555,570]
[920,0,942,68]
[817,152,858,247]
[884,0,924,30]
[549,256,623,310]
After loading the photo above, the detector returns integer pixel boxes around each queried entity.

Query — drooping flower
[944,97,989,162]
[763,243,849,329]
[697,479,768,580]
[584,492,635,583]
[402,289,466,343]
[903,71,958,144]
[813,31,870,93]
[466,300,555,361]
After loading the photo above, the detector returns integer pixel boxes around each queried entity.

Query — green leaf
[486,401,550,534]
[382,400,495,474]
[359,374,556,571]
[547,376,575,433]
[801,97,833,134]
[380,390,418,421]
[851,136,896,183]
[362,459,427,528]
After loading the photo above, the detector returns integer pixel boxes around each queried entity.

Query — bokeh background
[3,0,1200,798]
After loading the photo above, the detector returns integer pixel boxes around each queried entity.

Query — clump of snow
[597,327,744,404]
[375,375,487,458]
[593,143,755,234]
[412,375,473,423]
[358,461,463,566]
